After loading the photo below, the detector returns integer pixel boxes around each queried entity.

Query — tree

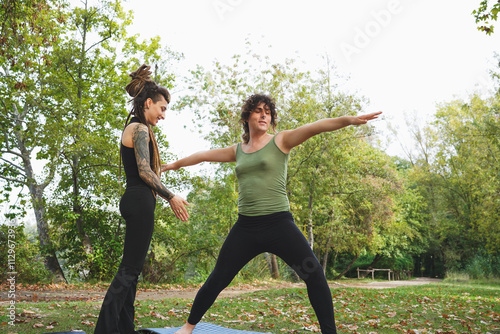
[403,92,500,276]
[45,0,182,279]
[264,60,402,279]
[432,95,500,255]
[0,0,68,282]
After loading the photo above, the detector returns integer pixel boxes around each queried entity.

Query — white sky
[123,0,500,158]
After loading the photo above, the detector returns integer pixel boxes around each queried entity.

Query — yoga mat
[43,322,272,334]
[42,331,87,334]
[138,322,272,333]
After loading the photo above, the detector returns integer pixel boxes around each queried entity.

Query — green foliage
[0,223,49,283]
[43,0,184,281]
[333,253,413,279]
[377,162,429,261]
[473,0,500,35]
[0,0,67,210]
[402,89,500,277]
[0,0,183,281]
[433,96,500,254]
[464,251,500,279]
[48,204,124,281]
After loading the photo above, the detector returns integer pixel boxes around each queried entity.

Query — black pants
[187,211,337,334]
[94,186,156,334]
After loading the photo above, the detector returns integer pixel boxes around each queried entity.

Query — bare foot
[174,322,196,334]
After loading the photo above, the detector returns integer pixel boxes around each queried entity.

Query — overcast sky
[122,0,500,157]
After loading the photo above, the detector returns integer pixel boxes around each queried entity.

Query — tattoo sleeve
[132,124,175,201]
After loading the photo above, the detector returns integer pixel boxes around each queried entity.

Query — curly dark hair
[239,94,277,143]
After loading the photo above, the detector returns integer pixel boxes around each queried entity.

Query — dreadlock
[120,64,171,180]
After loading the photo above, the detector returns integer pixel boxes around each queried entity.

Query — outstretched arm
[162,145,237,171]
[132,124,189,221]
[277,112,382,153]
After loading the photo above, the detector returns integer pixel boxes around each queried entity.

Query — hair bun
[126,64,153,98]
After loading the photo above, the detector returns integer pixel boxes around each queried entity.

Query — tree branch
[64,62,78,86]
[40,161,57,191]
[85,29,113,53]
[81,163,120,170]
[19,101,31,120]
[0,157,24,172]
[0,174,28,186]
[0,149,24,160]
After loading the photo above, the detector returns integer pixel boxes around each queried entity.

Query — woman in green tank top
[164,94,381,334]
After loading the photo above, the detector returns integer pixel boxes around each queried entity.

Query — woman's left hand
[351,111,382,125]
[166,195,190,222]
[161,163,178,173]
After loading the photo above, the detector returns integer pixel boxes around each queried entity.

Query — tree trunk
[13,105,66,283]
[73,14,94,260]
[358,253,383,278]
[72,159,93,257]
[368,253,383,269]
[334,253,360,280]
[321,234,332,275]
[32,191,66,283]
[307,178,315,250]
[270,254,279,279]
[265,253,280,279]
[142,251,156,282]
[29,184,67,283]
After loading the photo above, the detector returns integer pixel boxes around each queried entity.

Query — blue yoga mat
[42,332,86,334]
[138,322,272,333]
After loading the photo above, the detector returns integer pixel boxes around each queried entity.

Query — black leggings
[94,186,156,334]
[187,211,337,334]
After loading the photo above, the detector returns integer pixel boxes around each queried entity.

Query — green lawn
[2,280,499,333]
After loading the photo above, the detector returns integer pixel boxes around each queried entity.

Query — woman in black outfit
[94,64,189,334]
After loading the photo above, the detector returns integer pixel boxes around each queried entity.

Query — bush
[443,250,500,280]
[337,253,416,279]
[465,251,500,279]
[0,222,50,283]
[444,271,470,282]
[49,205,125,281]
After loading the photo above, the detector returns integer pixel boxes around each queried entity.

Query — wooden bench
[357,267,393,281]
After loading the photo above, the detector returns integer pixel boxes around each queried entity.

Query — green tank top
[235,136,290,216]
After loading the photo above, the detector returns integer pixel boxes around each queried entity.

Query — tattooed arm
[132,123,189,221]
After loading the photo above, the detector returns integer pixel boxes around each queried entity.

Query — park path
[0,277,442,303]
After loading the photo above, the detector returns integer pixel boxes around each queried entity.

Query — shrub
[0,222,50,283]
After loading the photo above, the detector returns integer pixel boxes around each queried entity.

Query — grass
[1,280,499,333]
